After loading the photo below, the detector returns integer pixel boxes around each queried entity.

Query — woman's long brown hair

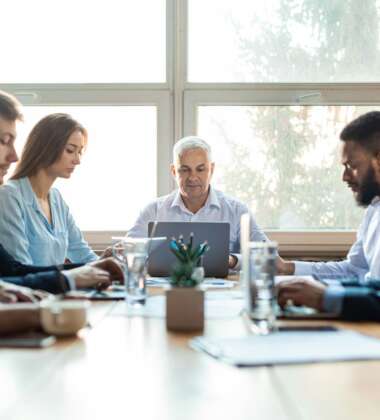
[12,113,87,180]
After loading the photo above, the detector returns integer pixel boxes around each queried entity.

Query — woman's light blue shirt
[0,177,98,266]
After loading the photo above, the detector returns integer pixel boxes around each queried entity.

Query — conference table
[1,286,380,420]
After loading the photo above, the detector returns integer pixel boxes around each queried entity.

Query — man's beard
[356,166,380,207]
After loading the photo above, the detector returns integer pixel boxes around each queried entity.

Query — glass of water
[112,238,149,307]
[245,241,278,335]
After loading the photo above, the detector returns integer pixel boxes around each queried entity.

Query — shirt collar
[171,186,221,212]
[19,177,37,207]
[207,186,221,209]
[18,177,57,208]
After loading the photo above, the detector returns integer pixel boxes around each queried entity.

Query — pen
[206,281,226,285]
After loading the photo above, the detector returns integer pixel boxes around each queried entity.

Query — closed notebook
[190,330,380,367]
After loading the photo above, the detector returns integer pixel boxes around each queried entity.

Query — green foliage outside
[214,0,380,229]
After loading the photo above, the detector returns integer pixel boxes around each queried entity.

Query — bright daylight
[1,1,380,420]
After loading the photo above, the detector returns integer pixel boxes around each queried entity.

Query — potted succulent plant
[166,234,209,332]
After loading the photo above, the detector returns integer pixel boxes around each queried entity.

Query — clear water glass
[112,238,148,307]
[245,241,278,335]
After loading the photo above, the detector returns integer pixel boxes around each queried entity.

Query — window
[188,0,380,82]
[1,0,166,83]
[14,106,157,230]
[185,0,380,247]
[198,105,375,229]
[2,0,380,253]
[1,0,171,247]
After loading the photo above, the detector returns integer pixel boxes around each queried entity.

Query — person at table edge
[277,111,380,321]
[0,90,123,294]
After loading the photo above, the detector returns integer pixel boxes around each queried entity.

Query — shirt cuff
[322,285,345,315]
[294,261,314,276]
[61,270,76,291]
[322,279,343,287]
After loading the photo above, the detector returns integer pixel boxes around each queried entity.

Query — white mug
[40,300,90,336]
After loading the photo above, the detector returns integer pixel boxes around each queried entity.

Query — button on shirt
[0,177,98,266]
[127,187,268,268]
[295,199,380,314]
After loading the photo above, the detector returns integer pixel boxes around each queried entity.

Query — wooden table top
[1,291,380,420]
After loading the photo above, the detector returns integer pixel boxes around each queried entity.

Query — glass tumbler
[113,238,148,307]
[245,241,278,334]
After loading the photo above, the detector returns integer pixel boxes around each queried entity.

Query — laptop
[147,221,230,278]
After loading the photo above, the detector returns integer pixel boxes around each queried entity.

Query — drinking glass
[112,238,149,307]
[245,241,278,334]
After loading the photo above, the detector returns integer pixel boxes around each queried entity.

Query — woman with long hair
[0,113,98,266]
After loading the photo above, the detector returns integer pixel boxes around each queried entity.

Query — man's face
[171,148,214,201]
[0,116,18,184]
[341,140,380,206]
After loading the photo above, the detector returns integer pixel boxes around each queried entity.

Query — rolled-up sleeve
[294,256,367,281]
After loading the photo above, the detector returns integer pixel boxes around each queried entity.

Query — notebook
[190,330,380,366]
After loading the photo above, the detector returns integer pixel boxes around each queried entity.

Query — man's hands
[99,247,113,259]
[89,258,124,282]
[64,257,124,290]
[276,277,327,311]
[63,266,111,290]
[276,256,295,275]
[0,281,50,303]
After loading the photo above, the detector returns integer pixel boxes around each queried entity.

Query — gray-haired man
[128,136,268,269]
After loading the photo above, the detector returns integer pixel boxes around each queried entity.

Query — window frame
[1,0,379,254]
[0,0,177,248]
[182,0,380,253]
[182,86,379,253]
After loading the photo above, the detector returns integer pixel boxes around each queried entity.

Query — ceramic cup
[40,300,90,336]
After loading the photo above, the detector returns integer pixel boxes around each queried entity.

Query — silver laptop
[147,221,230,278]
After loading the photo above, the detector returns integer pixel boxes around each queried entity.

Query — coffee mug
[40,300,90,336]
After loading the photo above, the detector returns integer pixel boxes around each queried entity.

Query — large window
[1,0,166,83]
[188,0,380,83]
[2,0,380,251]
[185,0,380,241]
[198,105,375,229]
[1,0,171,243]
[14,106,157,230]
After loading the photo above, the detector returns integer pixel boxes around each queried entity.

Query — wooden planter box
[166,287,204,332]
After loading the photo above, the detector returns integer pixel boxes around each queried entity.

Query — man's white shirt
[295,198,380,282]
[127,187,268,269]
